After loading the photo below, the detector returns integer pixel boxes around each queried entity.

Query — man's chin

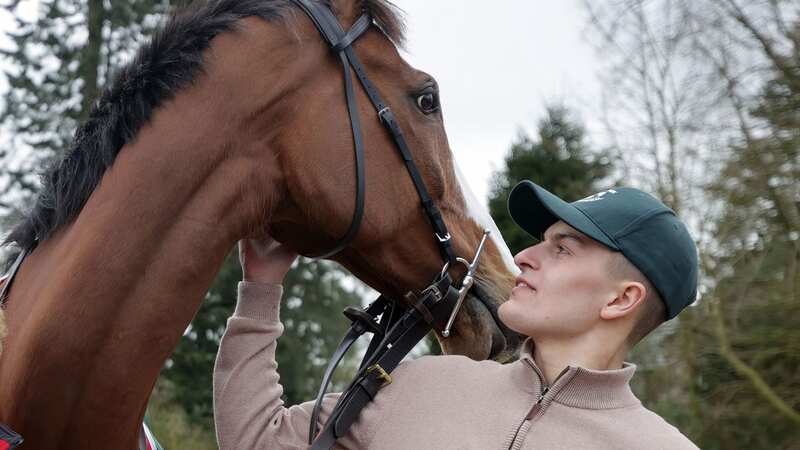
[497,301,511,323]
[497,302,528,336]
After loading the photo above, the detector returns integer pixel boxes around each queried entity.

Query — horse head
[260,0,521,360]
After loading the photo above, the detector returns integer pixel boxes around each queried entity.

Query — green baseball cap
[508,180,698,320]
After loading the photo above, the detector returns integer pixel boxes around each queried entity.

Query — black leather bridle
[293,0,456,263]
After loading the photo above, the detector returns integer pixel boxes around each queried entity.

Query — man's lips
[514,276,535,291]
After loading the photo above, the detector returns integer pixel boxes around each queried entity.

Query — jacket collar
[518,338,641,410]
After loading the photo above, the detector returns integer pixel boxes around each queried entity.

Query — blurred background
[0,1,797,448]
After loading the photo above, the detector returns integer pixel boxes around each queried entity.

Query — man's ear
[600,281,647,320]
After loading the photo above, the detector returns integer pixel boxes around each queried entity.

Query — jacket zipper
[507,363,570,450]
[527,386,548,419]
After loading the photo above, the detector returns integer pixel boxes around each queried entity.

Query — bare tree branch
[715,0,800,91]
[710,248,800,426]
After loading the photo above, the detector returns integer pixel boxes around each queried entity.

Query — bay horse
[0,0,519,448]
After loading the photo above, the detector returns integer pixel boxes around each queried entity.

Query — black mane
[3,0,405,257]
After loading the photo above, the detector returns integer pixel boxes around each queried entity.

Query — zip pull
[538,386,550,403]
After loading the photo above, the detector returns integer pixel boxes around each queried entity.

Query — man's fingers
[240,238,297,261]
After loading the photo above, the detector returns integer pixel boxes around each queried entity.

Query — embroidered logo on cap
[576,189,618,203]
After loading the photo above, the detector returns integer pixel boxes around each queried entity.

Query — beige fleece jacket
[213,282,698,450]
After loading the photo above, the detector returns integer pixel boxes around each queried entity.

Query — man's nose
[513,243,543,271]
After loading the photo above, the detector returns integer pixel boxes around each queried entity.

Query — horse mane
[2,0,405,259]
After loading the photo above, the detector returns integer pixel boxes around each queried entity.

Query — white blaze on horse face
[454,162,520,275]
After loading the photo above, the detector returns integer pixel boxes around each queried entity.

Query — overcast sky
[393,0,602,202]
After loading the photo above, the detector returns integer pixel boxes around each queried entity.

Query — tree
[161,251,367,429]
[585,1,800,447]
[698,105,800,448]
[584,2,714,435]
[0,0,185,217]
[159,250,243,427]
[488,105,610,254]
[697,17,800,448]
[275,258,368,404]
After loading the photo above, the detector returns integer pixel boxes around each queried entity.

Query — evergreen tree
[0,0,183,216]
[488,106,610,254]
[161,251,243,427]
[162,252,366,428]
[276,258,367,404]
[695,34,800,448]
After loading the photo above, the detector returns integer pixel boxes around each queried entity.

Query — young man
[213,180,699,449]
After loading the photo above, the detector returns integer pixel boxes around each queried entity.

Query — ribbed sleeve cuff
[234,281,283,321]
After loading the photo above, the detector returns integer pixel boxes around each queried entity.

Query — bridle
[286,1,498,449]
[294,0,455,263]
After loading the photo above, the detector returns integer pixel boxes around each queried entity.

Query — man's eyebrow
[543,231,587,247]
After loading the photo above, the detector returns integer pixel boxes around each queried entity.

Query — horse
[0,0,520,448]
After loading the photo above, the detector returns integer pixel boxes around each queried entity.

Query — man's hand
[238,237,298,284]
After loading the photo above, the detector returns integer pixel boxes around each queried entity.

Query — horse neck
[0,23,288,448]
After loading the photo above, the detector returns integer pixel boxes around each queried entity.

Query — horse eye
[416,91,439,114]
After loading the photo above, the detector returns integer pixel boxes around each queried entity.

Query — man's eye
[556,245,569,255]
[416,91,439,114]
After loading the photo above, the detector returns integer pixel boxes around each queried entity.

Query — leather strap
[308,296,391,443]
[0,248,29,308]
[332,14,371,52]
[311,274,460,449]
[292,0,347,46]
[342,46,457,264]
[290,0,456,265]
[356,299,403,374]
[296,1,370,260]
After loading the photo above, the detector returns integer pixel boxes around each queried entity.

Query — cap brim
[508,181,619,250]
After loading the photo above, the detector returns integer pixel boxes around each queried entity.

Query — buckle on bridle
[442,229,491,337]
[420,284,443,303]
[436,232,451,243]
[377,106,392,125]
[366,363,392,387]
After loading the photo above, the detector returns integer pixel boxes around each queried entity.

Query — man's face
[498,220,619,339]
